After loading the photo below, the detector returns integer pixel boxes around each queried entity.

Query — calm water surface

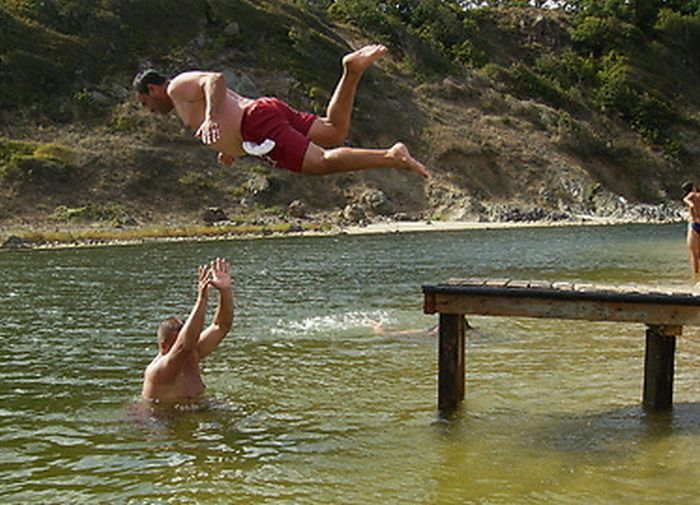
[2,223,700,504]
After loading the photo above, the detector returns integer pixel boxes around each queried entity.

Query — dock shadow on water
[530,402,700,457]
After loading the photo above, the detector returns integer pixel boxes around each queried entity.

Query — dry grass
[12,221,332,248]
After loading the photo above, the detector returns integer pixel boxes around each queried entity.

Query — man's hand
[209,257,232,291]
[197,264,211,298]
[218,152,236,166]
[195,118,221,145]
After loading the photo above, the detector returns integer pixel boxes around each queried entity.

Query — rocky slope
[1,2,698,236]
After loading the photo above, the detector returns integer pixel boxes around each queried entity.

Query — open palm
[209,257,232,290]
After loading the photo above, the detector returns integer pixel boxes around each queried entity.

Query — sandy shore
[342,216,678,235]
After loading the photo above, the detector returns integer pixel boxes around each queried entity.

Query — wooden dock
[423,279,700,413]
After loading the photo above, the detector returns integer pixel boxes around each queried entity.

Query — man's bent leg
[307,44,388,147]
[301,142,428,177]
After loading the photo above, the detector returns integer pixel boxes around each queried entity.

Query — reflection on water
[1,223,699,504]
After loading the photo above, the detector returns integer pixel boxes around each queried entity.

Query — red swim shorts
[240,97,317,173]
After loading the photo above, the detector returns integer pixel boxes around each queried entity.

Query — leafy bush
[0,138,77,183]
[571,16,639,56]
[654,8,700,68]
[595,52,679,145]
[329,0,483,77]
[52,203,126,223]
[507,63,571,109]
[533,50,597,91]
[595,52,636,116]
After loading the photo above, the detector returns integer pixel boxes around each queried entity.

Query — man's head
[683,181,696,196]
[157,316,184,353]
[133,69,173,114]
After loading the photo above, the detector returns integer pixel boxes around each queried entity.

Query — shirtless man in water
[683,182,700,281]
[132,44,428,177]
[142,258,233,402]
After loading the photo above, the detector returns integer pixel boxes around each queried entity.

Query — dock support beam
[643,324,680,412]
[438,314,466,413]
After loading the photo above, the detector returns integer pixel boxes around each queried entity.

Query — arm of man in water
[167,71,227,145]
[197,258,234,359]
[150,265,211,383]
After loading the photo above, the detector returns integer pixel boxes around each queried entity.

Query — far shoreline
[0,216,686,252]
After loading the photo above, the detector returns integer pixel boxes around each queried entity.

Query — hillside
[2,0,700,240]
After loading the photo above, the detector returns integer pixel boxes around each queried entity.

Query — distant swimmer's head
[133,69,173,114]
[682,181,696,195]
[157,316,184,353]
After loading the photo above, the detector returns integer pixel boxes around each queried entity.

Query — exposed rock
[2,235,32,249]
[202,207,228,225]
[221,69,258,97]
[343,203,366,223]
[288,200,307,218]
[224,22,239,36]
[361,189,394,215]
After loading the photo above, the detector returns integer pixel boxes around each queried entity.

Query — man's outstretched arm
[151,265,210,382]
[197,258,233,360]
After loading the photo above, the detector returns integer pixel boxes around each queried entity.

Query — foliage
[52,203,126,223]
[654,8,700,69]
[0,0,205,113]
[571,15,640,56]
[533,50,597,91]
[328,0,485,77]
[0,137,77,183]
[506,63,572,110]
[595,52,679,146]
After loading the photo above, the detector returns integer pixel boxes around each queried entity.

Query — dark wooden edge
[422,284,700,307]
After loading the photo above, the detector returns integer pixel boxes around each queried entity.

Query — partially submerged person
[682,181,700,281]
[142,258,233,402]
[132,44,428,178]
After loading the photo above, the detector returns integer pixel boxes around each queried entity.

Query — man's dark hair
[157,316,183,344]
[682,181,695,195]
[132,69,167,94]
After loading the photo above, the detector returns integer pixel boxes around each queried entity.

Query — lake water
[2,223,700,504]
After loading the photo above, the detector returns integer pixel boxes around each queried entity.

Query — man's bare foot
[343,44,388,76]
[389,142,429,178]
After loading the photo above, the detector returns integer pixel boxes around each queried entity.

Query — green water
[2,223,700,504]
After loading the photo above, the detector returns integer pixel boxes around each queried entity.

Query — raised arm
[152,265,211,382]
[197,258,234,360]
[684,194,696,209]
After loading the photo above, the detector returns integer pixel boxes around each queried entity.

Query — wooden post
[438,313,466,413]
[643,324,681,411]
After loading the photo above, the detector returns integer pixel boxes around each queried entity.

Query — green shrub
[0,138,77,183]
[571,16,638,56]
[654,8,700,67]
[52,203,126,223]
[595,52,679,145]
[595,52,636,116]
[507,63,571,109]
[533,50,597,90]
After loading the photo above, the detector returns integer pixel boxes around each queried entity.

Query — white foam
[270,310,393,338]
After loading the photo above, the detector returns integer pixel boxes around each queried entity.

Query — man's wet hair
[157,316,183,344]
[682,181,695,195]
[132,69,167,94]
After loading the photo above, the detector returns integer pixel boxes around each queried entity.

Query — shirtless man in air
[682,181,700,281]
[132,44,428,178]
[142,258,233,402]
